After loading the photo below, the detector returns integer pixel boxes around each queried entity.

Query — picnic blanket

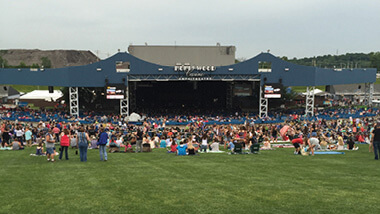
[200,150,225,153]
[313,151,345,155]
[260,147,274,150]
[272,144,294,148]
[30,153,46,156]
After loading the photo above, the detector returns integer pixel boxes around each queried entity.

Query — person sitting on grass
[200,134,209,153]
[124,142,133,153]
[36,142,45,156]
[319,135,328,150]
[210,137,220,152]
[192,139,199,152]
[187,141,196,155]
[90,136,98,149]
[12,140,24,150]
[262,136,271,149]
[177,139,188,156]
[228,140,235,152]
[160,136,167,148]
[108,138,120,153]
[336,133,345,150]
[347,132,357,150]
[168,141,177,153]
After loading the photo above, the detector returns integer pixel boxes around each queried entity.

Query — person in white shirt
[15,127,24,146]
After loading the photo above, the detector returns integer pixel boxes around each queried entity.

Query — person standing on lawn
[97,127,108,161]
[371,122,380,160]
[59,129,70,160]
[25,126,33,147]
[77,127,91,162]
[45,128,56,162]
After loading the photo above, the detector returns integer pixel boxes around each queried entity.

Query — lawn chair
[233,142,244,154]
[250,143,260,154]
[142,143,152,152]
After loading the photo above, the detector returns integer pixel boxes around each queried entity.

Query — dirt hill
[0,49,99,68]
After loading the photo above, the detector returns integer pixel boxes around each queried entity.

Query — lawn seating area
[1,144,379,214]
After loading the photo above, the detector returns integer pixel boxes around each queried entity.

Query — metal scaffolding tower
[129,82,137,112]
[305,86,315,116]
[259,85,268,118]
[69,87,79,118]
[364,82,374,106]
[226,82,233,109]
[120,85,129,116]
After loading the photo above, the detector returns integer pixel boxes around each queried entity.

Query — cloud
[1,0,379,59]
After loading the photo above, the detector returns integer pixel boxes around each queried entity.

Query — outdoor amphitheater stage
[0,46,376,117]
[130,81,260,114]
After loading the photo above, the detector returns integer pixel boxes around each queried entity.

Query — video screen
[264,84,281,98]
[106,86,125,99]
[233,83,252,97]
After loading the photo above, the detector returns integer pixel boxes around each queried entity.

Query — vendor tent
[20,90,63,102]
[301,89,324,96]
[128,112,142,122]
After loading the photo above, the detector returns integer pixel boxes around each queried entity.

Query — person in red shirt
[168,141,177,153]
[59,129,70,160]
[53,126,60,142]
[291,132,304,155]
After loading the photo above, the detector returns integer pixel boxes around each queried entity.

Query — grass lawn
[8,85,64,93]
[1,145,379,214]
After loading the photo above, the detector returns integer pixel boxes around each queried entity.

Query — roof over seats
[0,52,376,87]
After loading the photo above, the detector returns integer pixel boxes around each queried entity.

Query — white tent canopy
[20,90,63,102]
[128,112,142,122]
[301,89,324,96]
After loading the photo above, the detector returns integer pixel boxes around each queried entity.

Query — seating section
[1,107,377,125]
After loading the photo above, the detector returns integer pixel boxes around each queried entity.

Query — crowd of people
[1,105,380,161]
[0,104,378,126]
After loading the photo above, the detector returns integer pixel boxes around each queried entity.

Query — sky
[1,0,380,59]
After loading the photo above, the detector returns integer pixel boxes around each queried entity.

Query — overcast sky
[1,0,379,59]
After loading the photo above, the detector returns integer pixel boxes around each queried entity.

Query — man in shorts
[45,129,56,162]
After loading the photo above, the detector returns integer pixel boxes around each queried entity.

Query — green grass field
[1,145,379,214]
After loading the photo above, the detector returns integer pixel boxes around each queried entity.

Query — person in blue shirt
[228,141,235,151]
[97,127,109,161]
[177,139,188,156]
[160,136,167,148]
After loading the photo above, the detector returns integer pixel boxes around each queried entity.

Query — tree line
[283,52,380,71]
[0,56,52,69]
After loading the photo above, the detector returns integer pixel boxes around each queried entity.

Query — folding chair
[250,143,260,154]
[233,142,244,154]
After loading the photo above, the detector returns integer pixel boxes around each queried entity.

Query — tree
[370,52,380,71]
[17,62,27,68]
[41,57,52,68]
[31,63,40,68]
[0,56,8,68]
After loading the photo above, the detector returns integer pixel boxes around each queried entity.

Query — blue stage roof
[0,52,376,87]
